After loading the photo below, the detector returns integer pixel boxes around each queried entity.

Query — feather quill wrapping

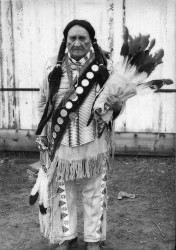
[93,27,173,123]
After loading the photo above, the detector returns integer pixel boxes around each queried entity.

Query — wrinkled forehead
[67,25,90,38]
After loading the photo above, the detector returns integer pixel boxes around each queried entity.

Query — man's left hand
[105,94,124,113]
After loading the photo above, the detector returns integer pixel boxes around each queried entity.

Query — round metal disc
[60,109,67,117]
[72,95,78,102]
[86,72,94,79]
[81,79,89,87]
[91,64,99,72]
[54,124,60,132]
[65,101,73,109]
[76,86,84,94]
[57,117,64,125]
[53,132,57,138]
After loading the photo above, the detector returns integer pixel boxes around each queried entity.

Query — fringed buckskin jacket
[37,52,114,182]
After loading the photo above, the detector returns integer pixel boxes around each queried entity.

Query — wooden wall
[114,0,176,134]
[0,0,175,154]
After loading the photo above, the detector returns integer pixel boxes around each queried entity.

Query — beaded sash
[49,59,100,161]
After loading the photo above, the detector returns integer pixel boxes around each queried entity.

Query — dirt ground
[0,152,175,250]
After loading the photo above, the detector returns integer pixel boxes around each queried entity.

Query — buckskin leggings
[48,169,107,245]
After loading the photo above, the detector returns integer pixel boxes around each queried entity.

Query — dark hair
[50,20,109,99]
[63,19,95,41]
[36,20,110,135]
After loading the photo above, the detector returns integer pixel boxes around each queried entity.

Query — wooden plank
[11,0,23,129]
[114,0,176,133]
[1,0,22,129]
[114,132,175,156]
[0,129,38,151]
[115,92,176,133]
[19,91,39,129]
[6,0,16,129]
[106,0,114,57]
[164,94,176,133]
[0,129,175,156]
[113,0,123,62]
[74,0,109,50]
[1,1,12,128]
[0,0,3,129]
[161,0,176,88]
[21,0,36,130]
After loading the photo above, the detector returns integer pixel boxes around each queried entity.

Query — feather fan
[93,27,173,125]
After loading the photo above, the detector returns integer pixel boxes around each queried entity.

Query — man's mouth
[73,50,83,52]
[72,47,84,51]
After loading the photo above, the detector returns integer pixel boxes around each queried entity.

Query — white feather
[131,72,148,84]
[136,87,154,95]
[39,170,49,208]
[30,167,43,196]
[123,64,138,80]
[92,28,170,124]
[115,56,129,75]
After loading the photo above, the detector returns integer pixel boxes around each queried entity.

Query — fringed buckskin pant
[40,129,112,245]
[43,168,108,245]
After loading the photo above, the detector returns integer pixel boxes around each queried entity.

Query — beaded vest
[53,52,99,147]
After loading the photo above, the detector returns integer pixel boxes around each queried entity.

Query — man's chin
[71,51,86,61]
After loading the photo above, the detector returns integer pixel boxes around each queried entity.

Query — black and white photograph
[0,0,175,249]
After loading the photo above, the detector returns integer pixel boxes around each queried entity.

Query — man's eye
[70,37,76,41]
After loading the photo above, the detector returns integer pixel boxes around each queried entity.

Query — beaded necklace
[65,51,93,88]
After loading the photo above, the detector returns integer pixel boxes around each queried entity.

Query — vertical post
[0,0,3,128]
[107,0,114,61]
[12,0,23,129]
[122,0,126,28]
[1,0,17,129]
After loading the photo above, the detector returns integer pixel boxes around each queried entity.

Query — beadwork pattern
[96,166,107,236]
[57,175,70,235]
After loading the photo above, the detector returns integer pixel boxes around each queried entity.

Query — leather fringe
[52,152,110,181]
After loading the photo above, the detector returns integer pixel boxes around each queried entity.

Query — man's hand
[39,136,48,147]
[105,94,125,113]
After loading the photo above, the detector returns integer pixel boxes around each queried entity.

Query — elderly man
[33,20,123,250]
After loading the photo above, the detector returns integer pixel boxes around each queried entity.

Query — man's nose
[74,39,81,47]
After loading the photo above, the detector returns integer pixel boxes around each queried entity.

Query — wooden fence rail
[0,129,175,156]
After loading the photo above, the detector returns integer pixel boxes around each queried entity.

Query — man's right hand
[39,136,48,147]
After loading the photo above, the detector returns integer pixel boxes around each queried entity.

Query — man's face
[66,25,92,61]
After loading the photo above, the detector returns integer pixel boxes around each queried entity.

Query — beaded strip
[36,137,48,152]
[96,166,107,236]
[57,175,70,235]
